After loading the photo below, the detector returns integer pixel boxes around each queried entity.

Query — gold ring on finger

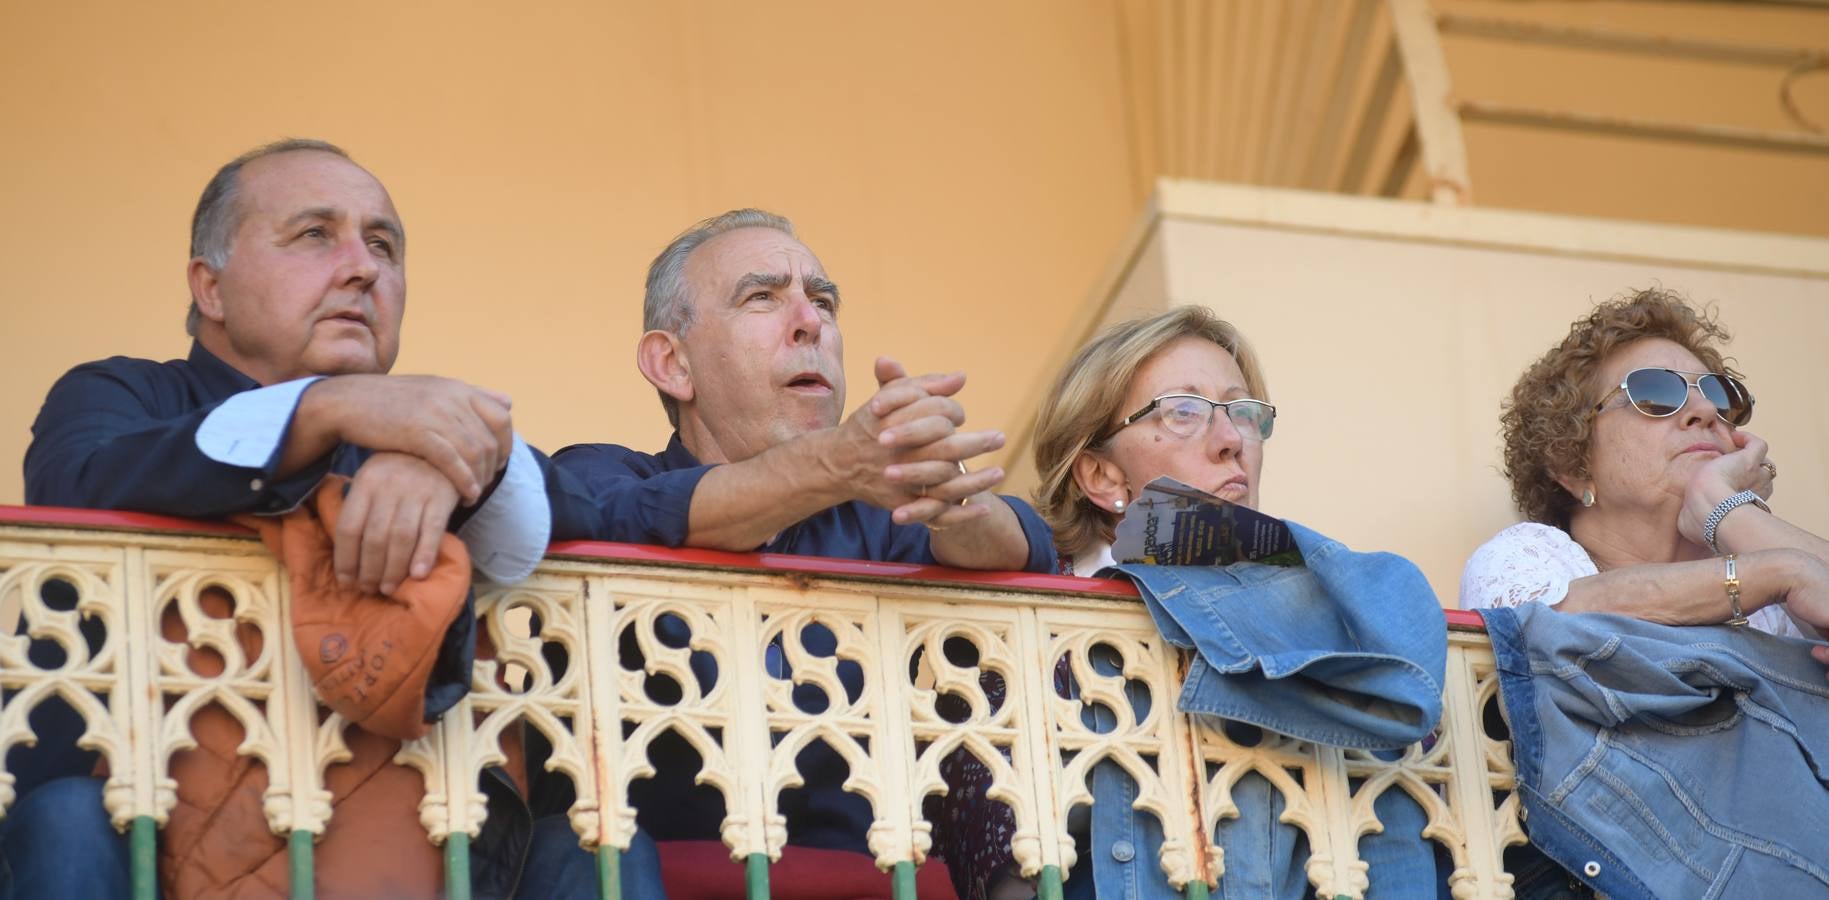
[1762,461,1778,479]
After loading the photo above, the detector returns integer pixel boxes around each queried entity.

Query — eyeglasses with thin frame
[1591,367,1754,427]
[1103,393,1276,444]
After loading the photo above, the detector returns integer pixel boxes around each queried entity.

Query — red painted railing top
[0,504,1489,629]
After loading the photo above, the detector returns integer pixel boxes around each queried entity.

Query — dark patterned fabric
[933,661,1073,899]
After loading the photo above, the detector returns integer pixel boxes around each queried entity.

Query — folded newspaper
[1111,476,1304,567]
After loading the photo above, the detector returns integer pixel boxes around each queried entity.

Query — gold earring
[1581,487,1596,508]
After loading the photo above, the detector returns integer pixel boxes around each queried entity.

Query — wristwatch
[1702,490,1770,556]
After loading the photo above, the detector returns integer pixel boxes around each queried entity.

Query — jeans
[1063,762,1440,900]
[517,815,667,899]
[1209,773,1435,900]
[0,778,668,900]
[0,776,133,899]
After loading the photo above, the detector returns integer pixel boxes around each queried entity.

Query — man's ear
[1071,449,1129,514]
[187,258,228,325]
[636,330,694,406]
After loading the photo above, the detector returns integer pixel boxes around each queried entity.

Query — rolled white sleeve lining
[458,434,550,585]
[194,377,326,470]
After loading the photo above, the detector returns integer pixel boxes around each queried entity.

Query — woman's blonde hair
[1033,306,1269,559]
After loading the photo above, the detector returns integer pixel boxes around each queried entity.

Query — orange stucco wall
[0,1,1136,508]
[4,1,1825,574]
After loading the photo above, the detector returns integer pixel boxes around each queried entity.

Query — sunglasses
[1591,368,1754,427]
[1105,393,1276,443]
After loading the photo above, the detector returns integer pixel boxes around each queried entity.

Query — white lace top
[1065,542,1116,577]
[1460,522,1804,638]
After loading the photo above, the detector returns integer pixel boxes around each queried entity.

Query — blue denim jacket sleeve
[1111,520,1446,749]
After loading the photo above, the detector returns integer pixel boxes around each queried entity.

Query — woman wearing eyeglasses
[1034,307,1274,574]
[937,306,1281,900]
[1461,288,1829,648]
[935,307,1273,899]
[939,305,1441,899]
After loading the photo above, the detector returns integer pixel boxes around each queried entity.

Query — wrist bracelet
[1702,490,1770,555]
[1722,553,1749,627]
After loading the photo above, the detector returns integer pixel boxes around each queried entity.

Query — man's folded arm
[26,363,336,517]
[994,495,1059,574]
[677,433,861,550]
[549,435,864,551]
[890,494,1059,574]
[547,444,718,546]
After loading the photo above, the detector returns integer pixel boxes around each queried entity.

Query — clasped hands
[833,357,1008,530]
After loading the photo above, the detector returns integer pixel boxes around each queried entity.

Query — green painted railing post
[891,861,917,900]
[597,845,620,900]
[130,816,157,900]
[445,832,472,900]
[745,852,770,899]
[1037,864,1065,900]
[289,829,315,899]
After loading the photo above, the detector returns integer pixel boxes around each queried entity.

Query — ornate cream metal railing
[0,508,1522,899]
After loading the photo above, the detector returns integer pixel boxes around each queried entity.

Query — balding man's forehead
[235,150,404,245]
[243,147,369,178]
[241,151,390,204]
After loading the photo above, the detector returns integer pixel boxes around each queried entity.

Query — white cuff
[194,377,325,469]
[458,435,550,585]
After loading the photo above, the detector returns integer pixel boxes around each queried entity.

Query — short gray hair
[643,208,796,427]
[186,138,353,335]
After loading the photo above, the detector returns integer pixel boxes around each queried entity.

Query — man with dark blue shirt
[552,209,1056,887]
[10,139,652,899]
[27,139,547,591]
[555,208,1054,572]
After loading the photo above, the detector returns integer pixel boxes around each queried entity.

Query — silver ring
[1762,461,1778,480]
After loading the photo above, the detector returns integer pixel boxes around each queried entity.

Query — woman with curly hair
[1461,287,1829,652]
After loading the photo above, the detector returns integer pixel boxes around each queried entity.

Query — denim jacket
[1118,521,1446,750]
[1066,521,1448,899]
[1483,602,1829,899]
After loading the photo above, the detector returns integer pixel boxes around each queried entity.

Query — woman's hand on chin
[1678,430,1773,545]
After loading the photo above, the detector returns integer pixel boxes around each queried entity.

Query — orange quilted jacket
[135,479,481,898]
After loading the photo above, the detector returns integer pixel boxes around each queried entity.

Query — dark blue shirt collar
[185,341,260,400]
[660,432,705,469]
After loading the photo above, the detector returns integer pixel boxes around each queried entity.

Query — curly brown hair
[1501,287,1740,529]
